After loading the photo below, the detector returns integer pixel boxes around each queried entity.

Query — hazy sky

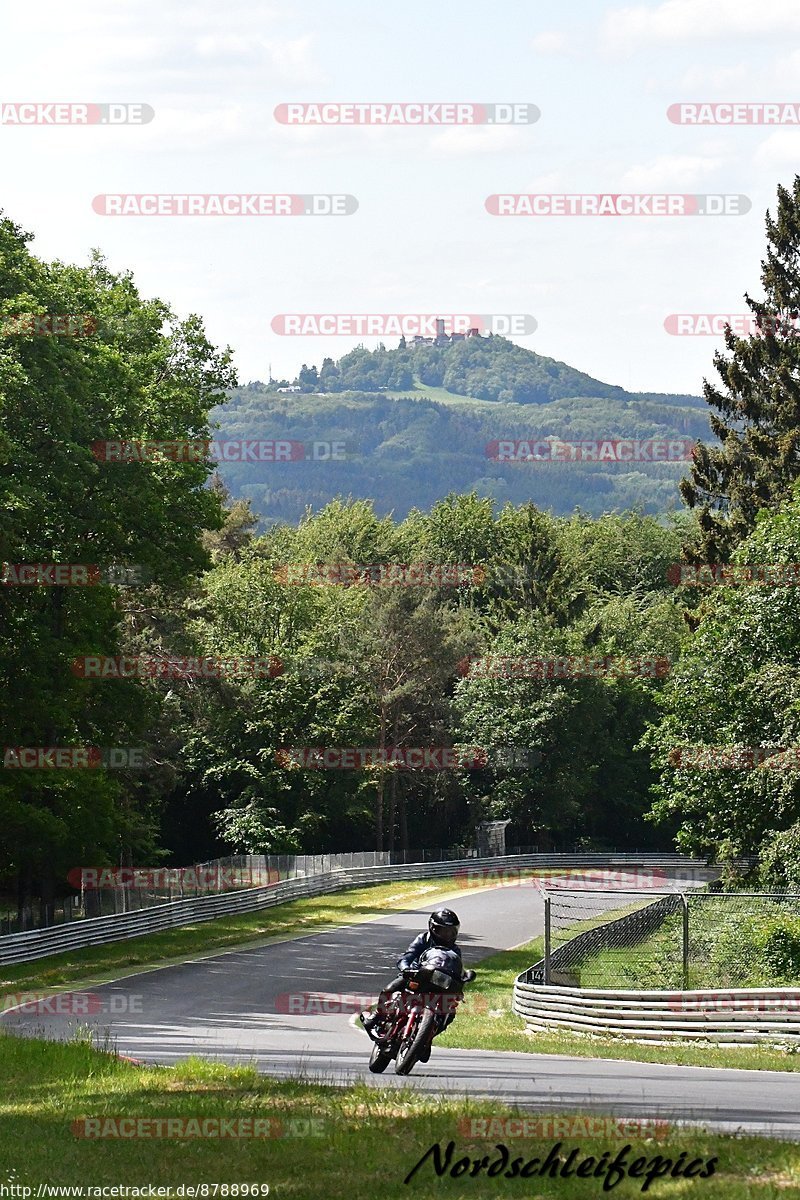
[2,0,799,394]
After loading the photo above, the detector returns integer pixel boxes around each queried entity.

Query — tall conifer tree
[682,177,800,561]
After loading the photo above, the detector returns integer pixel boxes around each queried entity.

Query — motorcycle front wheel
[394,1008,435,1075]
[368,1041,393,1073]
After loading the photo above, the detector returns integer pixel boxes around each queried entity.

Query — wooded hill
[215,339,708,524]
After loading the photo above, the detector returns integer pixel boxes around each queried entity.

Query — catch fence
[535,888,800,990]
[0,852,704,965]
[1,847,532,935]
[1,844,667,934]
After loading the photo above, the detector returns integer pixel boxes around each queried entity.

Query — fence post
[544,895,551,985]
[681,893,689,989]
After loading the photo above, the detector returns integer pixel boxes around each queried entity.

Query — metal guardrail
[512,981,800,1043]
[0,844,673,934]
[0,853,703,966]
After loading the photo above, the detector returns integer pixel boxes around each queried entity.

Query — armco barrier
[512,981,800,1043]
[0,853,703,966]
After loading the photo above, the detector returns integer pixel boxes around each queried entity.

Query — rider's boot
[360,1008,392,1043]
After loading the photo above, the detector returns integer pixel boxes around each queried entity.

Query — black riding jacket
[396,932,463,973]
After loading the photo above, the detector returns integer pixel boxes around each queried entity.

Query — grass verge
[0,1035,798,1198]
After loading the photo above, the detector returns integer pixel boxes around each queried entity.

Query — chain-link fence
[539,888,800,989]
[1,844,543,934]
[1,855,269,935]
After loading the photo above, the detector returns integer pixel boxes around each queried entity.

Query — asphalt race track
[3,873,799,1141]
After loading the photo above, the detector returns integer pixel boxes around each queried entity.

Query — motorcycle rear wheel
[394,1008,435,1075]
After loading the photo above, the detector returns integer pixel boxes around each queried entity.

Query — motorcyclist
[359,908,469,1042]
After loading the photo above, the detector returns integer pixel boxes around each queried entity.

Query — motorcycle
[365,948,477,1076]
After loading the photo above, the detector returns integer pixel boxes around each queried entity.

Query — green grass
[551,895,688,990]
[385,382,494,407]
[442,938,800,1072]
[0,1035,798,1198]
[0,877,481,997]
[571,912,684,990]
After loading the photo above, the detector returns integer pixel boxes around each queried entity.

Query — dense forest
[289,336,705,408]
[4,178,800,919]
[293,337,638,402]
[215,322,709,524]
[214,380,709,524]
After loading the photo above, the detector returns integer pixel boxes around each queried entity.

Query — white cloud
[521,171,564,193]
[754,130,800,170]
[671,62,751,90]
[134,107,252,152]
[4,0,282,37]
[603,0,800,53]
[619,153,725,189]
[531,32,569,54]
[0,3,319,91]
[772,49,800,87]
[192,33,318,82]
[0,34,320,97]
[428,125,531,156]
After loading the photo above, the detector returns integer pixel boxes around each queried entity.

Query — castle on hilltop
[401,318,487,348]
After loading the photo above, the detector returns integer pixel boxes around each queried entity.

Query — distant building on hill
[407,319,485,347]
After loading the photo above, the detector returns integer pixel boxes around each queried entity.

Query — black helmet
[429,908,459,947]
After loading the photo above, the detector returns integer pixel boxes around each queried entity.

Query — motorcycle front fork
[392,998,454,1044]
